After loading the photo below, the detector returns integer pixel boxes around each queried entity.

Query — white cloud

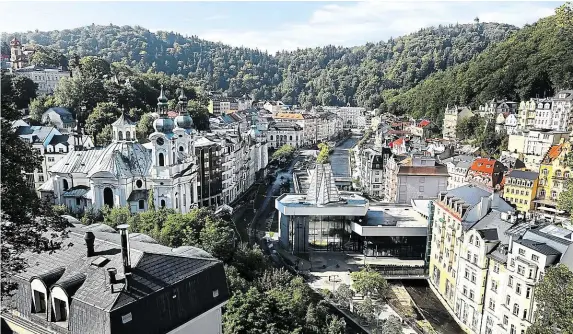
[198,1,559,53]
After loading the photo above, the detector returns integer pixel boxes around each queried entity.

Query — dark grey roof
[507,170,539,180]
[14,226,228,313]
[63,186,90,198]
[127,189,148,202]
[477,228,499,241]
[445,185,491,206]
[515,239,561,256]
[48,134,69,146]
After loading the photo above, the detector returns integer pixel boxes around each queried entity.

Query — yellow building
[429,185,515,334]
[535,139,572,218]
[502,170,539,213]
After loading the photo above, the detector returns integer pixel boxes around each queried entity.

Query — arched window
[555,170,562,177]
[118,131,123,140]
[175,198,179,209]
[551,190,557,199]
[158,153,165,166]
[125,131,131,140]
[103,187,114,208]
[62,179,69,191]
[542,169,548,176]
[138,200,144,210]
[270,135,273,140]
[289,135,293,141]
[179,146,184,152]
[136,180,143,188]
[539,189,546,198]
[469,235,474,244]
[160,199,166,208]
[565,171,571,178]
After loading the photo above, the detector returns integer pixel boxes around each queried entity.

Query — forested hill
[384,7,573,124]
[2,21,516,108]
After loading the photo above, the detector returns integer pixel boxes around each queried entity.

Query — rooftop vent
[91,256,109,267]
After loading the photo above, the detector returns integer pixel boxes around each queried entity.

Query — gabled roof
[14,225,228,313]
[112,113,136,126]
[469,158,499,174]
[515,239,561,256]
[507,169,538,181]
[541,144,563,165]
[48,134,69,146]
[418,120,431,128]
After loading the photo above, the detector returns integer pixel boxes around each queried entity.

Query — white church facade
[39,87,268,214]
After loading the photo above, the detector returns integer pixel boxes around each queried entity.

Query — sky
[1,1,562,53]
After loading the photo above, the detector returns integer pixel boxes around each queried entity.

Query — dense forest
[2,20,517,111]
[385,5,573,124]
[2,4,571,124]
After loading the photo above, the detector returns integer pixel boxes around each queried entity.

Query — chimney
[107,268,117,284]
[116,224,131,274]
[84,232,95,257]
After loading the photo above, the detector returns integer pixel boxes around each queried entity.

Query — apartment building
[517,99,538,130]
[502,170,539,214]
[466,158,506,191]
[359,147,391,198]
[442,155,475,190]
[535,139,572,221]
[428,185,514,332]
[267,122,304,149]
[443,105,474,139]
[385,155,448,203]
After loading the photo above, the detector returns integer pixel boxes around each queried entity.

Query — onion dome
[174,89,193,130]
[153,117,175,133]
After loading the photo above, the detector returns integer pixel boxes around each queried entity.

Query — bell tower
[10,38,24,70]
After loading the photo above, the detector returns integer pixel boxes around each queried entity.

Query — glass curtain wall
[307,215,353,251]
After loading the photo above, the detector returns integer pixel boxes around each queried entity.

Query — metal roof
[515,239,561,256]
[507,169,539,181]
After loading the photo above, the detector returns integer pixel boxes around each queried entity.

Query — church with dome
[39,86,268,214]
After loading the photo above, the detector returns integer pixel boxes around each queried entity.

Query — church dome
[153,117,174,133]
[175,114,193,129]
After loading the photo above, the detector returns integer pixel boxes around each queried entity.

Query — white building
[551,90,573,132]
[40,88,267,214]
[41,107,75,132]
[267,122,304,148]
[12,65,70,95]
[533,98,554,130]
[504,114,518,135]
[442,155,475,190]
[359,147,391,198]
[321,106,366,130]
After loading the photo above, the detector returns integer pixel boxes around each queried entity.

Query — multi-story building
[535,138,572,221]
[479,99,518,117]
[41,107,75,132]
[466,158,506,191]
[428,185,514,330]
[12,65,70,95]
[316,112,343,142]
[359,147,391,198]
[504,114,518,135]
[517,99,539,130]
[321,106,366,130]
[481,222,573,334]
[385,155,449,203]
[443,155,475,190]
[533,98,553,130]
[502,170,539,214]
[267,122,304,148]
[443,106,474,139]
[39,88,268,214]
[505,129,569,170]
[273,112,316,145]
[550,90,573,132]
[2,224,229,334]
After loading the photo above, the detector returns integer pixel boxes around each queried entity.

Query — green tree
[223,287,274,334]
[1,78,68,297]
[326,316,346,334]
[28,95,56,123]
[224,264,251,294]
[354,297,376,324]
[316,143,331,164]
[79,56,112,79]
[101,206,131,228]
[85,102,120,146]
[200,216,236,262]
[351,267,389,299]
[558,181,573,218]
[3,74,38,109]
[231,243,270,281]
[380,315,403,334]
[96,125,113,147]
[29,46,67,68]
[148,188,155,211]
[456,115,481,141]
[188,99,210,131]
[81,207,103,225]
[136,113,156,141]
[334,283,355,309]
[271,144,296,162]
[527,264,573,334]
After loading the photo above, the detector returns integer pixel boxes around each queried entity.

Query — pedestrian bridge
[369,264,429,280]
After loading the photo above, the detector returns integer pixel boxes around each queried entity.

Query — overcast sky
[1,1,562,53]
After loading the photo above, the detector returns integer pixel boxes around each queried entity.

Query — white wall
[167,305,224,334]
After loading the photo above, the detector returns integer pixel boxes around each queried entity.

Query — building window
[62,179,69,191]
[118,131,123,140]
[76,198,81,206]
[158,153,165,166]
[518,248,525,256]
[516,283,521,295]
[517,265,525,276]
[160,199,166,208]
[526,287,531,298]
[473,254,477,264]
[489,298,495,310]
[510,258,515,267]
[139,200,145,210]
[531,254,539,262]
[503,315,509,326]
[506,295,511,306]
[493,263,499,273]
[491,281,498,292]
[52,297,67,322]
[513,304,519,316]
[463,285,467,296]
[471,273,476,283]
[48,157,55,162]
[508,275,513,287]
[510,325,516,334]
[469,290,474,300]
[39,175,44,182]
[32,290,47,313]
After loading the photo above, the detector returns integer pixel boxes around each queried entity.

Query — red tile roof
[470,158,498,175]
[418,120,431,128]
[390,137,407,148]
[542,144,563,164]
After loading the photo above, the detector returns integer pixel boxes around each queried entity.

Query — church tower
[10,38,24,69]
[150,85,175,168]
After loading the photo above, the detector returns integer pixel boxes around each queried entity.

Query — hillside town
[2,3,573,334]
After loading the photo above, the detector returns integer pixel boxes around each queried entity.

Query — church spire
[157,85,168,117]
